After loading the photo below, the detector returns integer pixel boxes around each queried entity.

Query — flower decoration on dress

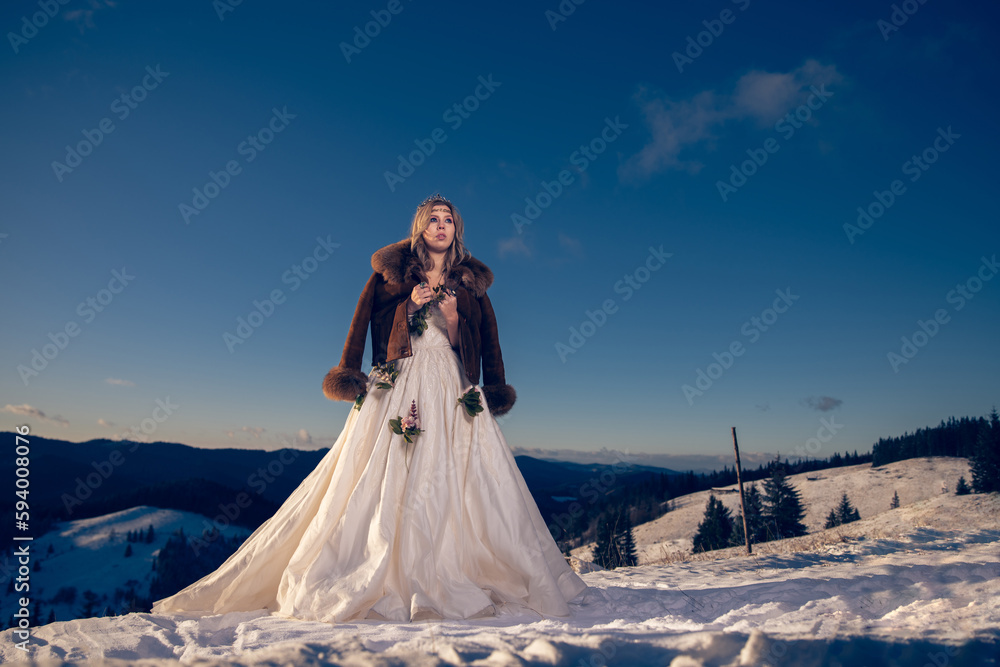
[408,284,451,336]
[372,360,399,389]
[389,399,422,443]
[457,387,484,418]
[354,361,400,411]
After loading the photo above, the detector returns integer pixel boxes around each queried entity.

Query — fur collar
[371,238,493,297]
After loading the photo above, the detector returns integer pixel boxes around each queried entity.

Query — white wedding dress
[152,306,588,623]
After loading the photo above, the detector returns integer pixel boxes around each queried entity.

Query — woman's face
[422,204,455,254]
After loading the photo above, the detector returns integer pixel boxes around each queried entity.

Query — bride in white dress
[151,194,589,623]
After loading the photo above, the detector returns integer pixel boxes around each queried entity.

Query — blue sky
[2,0,998,467]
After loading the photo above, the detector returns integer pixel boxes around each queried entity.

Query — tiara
[418,192,451,209]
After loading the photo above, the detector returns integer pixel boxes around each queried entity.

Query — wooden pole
[732,426,752,555]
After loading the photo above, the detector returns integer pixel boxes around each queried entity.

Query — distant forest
[870,415,985,465]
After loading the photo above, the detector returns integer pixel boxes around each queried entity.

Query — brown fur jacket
[322,238,516,416]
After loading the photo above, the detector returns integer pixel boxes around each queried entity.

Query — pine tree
[78,590,99,619]
[590,510,619,569]
[52,586,77,605]
[839,492,860,524]
[890,490,900,509]
[146,524,156,544]
[837,492,860,524]
[589,506,639,569]
[616,511,638,567]
[762,459,807,540]
[46,609,55,624]
[970,409,1000,493]
[730,483,767,546]
[693,494,734,553]
[824,508,840,529]
[955,476,971,495]
[124,544,133,558]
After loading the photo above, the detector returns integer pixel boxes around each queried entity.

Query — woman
[151,193,589,623]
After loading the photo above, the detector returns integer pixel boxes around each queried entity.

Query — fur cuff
[481,383,516,417]
[323,366,369,402]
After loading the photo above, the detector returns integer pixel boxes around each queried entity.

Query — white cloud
[2,404,70,427]
[106,378,136,387]
[804,395,843,412]
[557,232,585,259]
[732,71,802,122]
[497,235,532,259]
[64,0,118,35]
[620,88,724,177]
[620,60,843,182]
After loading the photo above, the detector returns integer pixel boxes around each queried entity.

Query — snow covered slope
[572,456,974,564]
[2,506,249,623]
[2,460,997,666]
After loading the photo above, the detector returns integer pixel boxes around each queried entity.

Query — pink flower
[401,399,420,430]
[390,400,422,445]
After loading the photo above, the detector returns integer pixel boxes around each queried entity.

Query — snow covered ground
[0,506,250,625]
[2,458,998,665]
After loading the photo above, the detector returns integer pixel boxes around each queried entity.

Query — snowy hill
[1,506,249,624]
[570,456,975,565]
[2,460,997,665]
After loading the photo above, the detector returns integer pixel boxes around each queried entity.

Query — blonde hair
[408,198,471,280]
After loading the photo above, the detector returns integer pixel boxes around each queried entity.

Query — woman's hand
[437,288,458,321]
[408,282,434,313]
[438,289,460,346]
